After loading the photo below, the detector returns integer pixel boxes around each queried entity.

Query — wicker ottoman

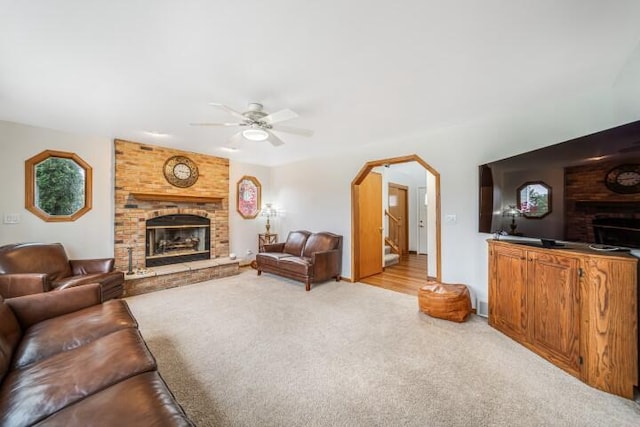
[418,281,472,322]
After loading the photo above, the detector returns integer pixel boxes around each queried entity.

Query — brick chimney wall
[564,158,640,243]
[114,139,229,271]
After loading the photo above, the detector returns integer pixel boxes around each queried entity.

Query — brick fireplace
[114,139,232,293]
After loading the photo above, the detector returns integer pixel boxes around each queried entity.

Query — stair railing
[384,210,401,255]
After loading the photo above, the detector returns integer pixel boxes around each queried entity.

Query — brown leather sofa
[0,242,124,301]
[0,283,193,426]
[256,230,342,291]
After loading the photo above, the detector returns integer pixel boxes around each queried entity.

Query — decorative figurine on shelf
[502,205,523,235]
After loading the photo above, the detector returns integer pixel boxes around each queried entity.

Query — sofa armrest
[0,273,50,298]
[5,283,102,329]
[311,249,342,281]
[263,242,285,253]
[70,258,115,274]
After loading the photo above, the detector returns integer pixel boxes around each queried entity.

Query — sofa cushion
[0,328,157,426]
[0,296,21,383]
[282,230,311,256]
[277,257,313,276]
[12,299,137,369]
[0,243,72,282]
[34,371,193,426]
[302,232,341,257]
[256,252,294,268]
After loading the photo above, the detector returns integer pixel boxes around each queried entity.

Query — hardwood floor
[360,253,433,296]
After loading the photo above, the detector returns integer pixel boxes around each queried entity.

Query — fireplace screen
[146,214,211,267]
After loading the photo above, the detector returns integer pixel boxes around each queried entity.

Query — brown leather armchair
[0,242,124,301]
[256,231,342,291]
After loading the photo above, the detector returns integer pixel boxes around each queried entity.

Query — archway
[351,154,441,283]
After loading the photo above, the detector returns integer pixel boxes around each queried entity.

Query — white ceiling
[2,0,640,166]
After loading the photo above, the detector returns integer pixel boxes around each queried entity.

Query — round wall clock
[163,155,199,188]
[604,164,640,194]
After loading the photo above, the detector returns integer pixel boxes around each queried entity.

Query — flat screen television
[479,119,640,249]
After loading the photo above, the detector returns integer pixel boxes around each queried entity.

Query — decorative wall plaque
[236,175,261,219]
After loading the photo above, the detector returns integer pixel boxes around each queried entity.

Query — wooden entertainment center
[488,239,638,398]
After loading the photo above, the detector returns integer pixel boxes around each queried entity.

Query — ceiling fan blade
[271,124,314,137]
[266,131,285,147]
[228,131,245,147]
[189,122,240,127]
[260,108,298,124]
[208,103,247,121]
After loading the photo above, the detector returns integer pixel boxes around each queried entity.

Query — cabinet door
[489,245,527,341]
[527,252,580,375]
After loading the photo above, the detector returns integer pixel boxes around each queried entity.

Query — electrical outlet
[246,249,253,255]
[445,214,457,224]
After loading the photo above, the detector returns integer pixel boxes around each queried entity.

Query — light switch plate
[3,213,21,224]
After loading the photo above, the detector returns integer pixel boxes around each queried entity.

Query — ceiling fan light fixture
[242,128,269,141]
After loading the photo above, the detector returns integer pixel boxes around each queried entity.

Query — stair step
[385,245,392,255]
[384,253,400,267]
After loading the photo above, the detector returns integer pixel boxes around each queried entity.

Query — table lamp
[261,203,277,234]
[502,205,522,235]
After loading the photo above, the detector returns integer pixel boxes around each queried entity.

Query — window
[517,181,551,219]
[25,150,92,222]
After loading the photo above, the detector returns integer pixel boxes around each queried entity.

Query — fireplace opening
[593,216,640,249]
[146,214,211,267]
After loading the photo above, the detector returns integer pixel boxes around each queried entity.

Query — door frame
[417,186,428,254]
[351,154,441,282]
[388,182,409,255]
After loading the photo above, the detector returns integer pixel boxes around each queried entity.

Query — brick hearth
[123,258,239,296]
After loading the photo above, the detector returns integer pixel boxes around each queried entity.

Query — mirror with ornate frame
[25,150,93,222]
[517,181,551,219]
[236,175,261,219]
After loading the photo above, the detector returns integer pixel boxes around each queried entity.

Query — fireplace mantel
[130,192,223,204]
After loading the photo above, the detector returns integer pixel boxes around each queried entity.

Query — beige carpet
[126,270,640,426]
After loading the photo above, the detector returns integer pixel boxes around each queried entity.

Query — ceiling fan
[190,102,314,147]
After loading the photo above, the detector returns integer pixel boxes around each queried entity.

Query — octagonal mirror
[25,150,93,222]
[517,181,551,219]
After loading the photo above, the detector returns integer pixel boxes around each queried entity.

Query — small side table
[258,233,278,252]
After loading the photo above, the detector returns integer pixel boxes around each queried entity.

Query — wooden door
[527,252,581,376]
[417,187,428,254]
[489,244,527,341]
[357,172,383,279]
[388,183,408,255]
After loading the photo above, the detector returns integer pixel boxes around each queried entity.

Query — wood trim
[351,154,441,282]
[388,182,409,255]
[130,192,223,204]
[25,150,93,222]
[236,175,261,219]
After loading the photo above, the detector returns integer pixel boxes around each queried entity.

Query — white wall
[270,83,640,303]
[0,121,274,264]
[0,120,113,259]
[3,70,640,303]
[229,161,273,260]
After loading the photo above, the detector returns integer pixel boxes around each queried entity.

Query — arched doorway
[351,154,441,285]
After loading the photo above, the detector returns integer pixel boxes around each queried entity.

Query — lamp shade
[261,203,277,217]
[502,205,522,217]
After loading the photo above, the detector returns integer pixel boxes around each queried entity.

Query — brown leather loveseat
[0,283,193,426]
[0,242,124,301]
[256,230,342,291]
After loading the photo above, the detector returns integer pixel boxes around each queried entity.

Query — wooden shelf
[130,192,223,204]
